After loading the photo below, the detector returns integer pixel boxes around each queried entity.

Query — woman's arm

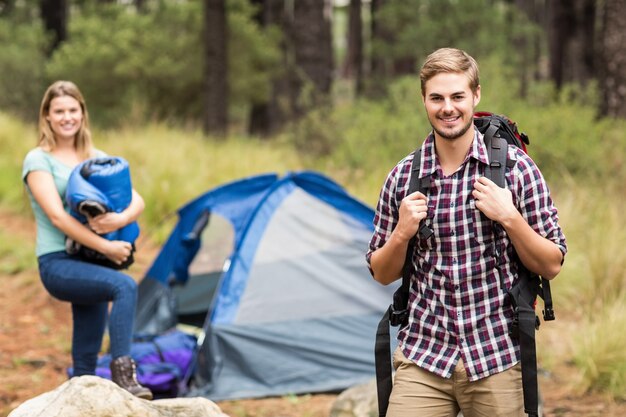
[87,189,145,235]
[27,170,132,265]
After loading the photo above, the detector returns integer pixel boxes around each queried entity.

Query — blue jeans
[38,251,138,376]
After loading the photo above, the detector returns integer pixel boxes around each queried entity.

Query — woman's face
[46,95,83,142]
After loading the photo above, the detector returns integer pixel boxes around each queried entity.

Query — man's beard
[430,116,474,141]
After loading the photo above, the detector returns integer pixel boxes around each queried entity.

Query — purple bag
[69,329,197,398]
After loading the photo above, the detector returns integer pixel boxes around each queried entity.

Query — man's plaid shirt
[366,129,567,381]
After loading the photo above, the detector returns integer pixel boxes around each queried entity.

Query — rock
[8,375,229,417]
[329,379,378,417]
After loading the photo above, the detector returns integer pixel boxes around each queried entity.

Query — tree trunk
[547,0,596,91]
[342,0,364,96]
[292,0,334,116]
[248,0,271,137]
[530,0,547,81]
[547,0,568,90]
[368,0,391,97]
[135,0,146,12]
[40,0,67,54]
[0,0,15,16]
[599,0,626,118]
[511,0,532,98]
[203,0,228,136]
[248,0,289,137]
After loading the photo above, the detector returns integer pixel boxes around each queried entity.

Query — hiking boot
[110,355,153,400]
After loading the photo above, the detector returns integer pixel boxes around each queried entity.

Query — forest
[1,0,625,130]
[0,0,625,415]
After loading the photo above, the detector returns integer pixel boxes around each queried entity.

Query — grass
[573,297,626,400]
[96,123,309,241]
[0,229,36,274]
[554,178,626,400]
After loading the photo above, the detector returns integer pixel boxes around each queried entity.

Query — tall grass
[95,123,308,237]
[555,178,626,399]
[572,297,626,400]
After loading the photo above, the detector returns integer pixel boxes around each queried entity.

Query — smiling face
[46,95,83,142]
[422,72,480,143]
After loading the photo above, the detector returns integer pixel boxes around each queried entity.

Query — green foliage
[374,0,520,66]
[45,0,281,127]
[286,76,428,205]
[45,2,204,125]
[0,17,48,121]
[228,0,282,116]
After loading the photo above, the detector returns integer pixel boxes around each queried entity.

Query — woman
[22,81,152,400]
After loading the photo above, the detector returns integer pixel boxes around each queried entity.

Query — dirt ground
[1,209,624,417]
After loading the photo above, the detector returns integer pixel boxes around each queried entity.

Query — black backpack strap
[540,278,555,321]
[375,308,393,417]
[375,147,431,417]
[509,263,551,417]
[483,120,508,189]
[483,117,555,416]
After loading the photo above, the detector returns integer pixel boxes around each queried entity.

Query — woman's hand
[88,212,129,235]
[101,240,133,266]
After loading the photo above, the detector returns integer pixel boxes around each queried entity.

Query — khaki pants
[387,347,525,417]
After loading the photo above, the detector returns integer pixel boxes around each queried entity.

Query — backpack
[68,329,197,398]
[374,112,554,417]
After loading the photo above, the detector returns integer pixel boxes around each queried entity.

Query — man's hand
[395,191,429,241]
[472,177,517,224]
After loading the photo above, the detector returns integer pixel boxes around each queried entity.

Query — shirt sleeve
[512,149,568,258]
[365,163,403,272]
[22,149,51,184]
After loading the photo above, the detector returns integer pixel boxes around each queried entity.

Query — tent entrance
[172,213,234,328]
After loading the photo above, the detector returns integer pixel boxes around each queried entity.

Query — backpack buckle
[509,307,520,339]
[389,305,408,327]
[543,306,555,322]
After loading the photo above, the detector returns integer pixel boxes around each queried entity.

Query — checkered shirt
[366,129,567,381]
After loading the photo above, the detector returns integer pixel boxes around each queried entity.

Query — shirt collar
[419,127,489,178]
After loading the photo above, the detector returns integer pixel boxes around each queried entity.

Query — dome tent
[134,171,396,401]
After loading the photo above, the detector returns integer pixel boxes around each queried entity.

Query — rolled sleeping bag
[65,157,140,269]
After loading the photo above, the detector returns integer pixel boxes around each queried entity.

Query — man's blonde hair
[419,48,480,97]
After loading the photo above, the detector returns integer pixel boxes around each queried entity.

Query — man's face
[422,72,480,142]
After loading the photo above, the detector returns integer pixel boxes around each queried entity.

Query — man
[366,48,567,416]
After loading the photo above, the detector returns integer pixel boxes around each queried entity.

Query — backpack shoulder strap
[399,147,432,319]
[483,120,509,188]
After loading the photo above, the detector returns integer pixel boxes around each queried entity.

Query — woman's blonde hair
[38,80,94,159]
[419,48,480,97]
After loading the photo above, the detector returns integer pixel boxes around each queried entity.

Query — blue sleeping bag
[65,157,139,269]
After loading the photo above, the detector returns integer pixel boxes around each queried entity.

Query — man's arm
[472,176,563,279]
[370,191,429,285]
[26,170,133,265]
